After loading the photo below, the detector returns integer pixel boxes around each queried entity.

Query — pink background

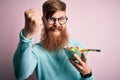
[0,0,120,80]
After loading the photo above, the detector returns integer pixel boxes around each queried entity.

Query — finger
[27,13,41,19]
[25,9,40,17]
[74,54,83,64]
[69,58,83,71]
[28,14,42,23]
[69,58,80,67]
[26,8,39,13]
[81,52,87,62]
[29,8,38,12]
[31,15,42,20]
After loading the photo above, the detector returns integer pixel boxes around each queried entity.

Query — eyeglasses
[47,16,68,25]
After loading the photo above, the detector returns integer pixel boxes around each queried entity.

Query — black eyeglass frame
[47,16,68,25]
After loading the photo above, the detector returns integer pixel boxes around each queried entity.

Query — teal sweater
[13,30,95,80]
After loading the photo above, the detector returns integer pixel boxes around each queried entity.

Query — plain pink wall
[0,0,120,80]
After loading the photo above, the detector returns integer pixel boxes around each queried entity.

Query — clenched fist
[23,9,43,39]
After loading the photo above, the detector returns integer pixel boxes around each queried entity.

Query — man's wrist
[80,71,92,78]
[23,29,33,39]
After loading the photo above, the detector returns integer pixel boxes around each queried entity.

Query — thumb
[81,52,87,62]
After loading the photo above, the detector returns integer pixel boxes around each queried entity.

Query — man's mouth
[49,26,63,32]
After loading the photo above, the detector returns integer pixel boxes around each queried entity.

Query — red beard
[41,26,68,51]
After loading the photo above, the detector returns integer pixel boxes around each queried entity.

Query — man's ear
[42,16,49,28]
[42,16,48,24]
[42,16,46,21]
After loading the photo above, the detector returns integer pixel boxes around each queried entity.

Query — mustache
[48,26,63,31]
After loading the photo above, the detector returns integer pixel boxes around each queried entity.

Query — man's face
[47,11,67,36]
[41,10,68,51]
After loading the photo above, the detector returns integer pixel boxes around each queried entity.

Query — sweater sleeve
[13,29,38,80]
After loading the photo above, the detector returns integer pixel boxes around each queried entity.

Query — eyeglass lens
[48,16,68,25]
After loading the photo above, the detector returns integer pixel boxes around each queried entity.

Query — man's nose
[53,19,60,27]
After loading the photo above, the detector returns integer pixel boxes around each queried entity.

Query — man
[13,0,95,80]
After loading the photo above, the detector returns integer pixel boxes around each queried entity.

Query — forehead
[52,11,66,18]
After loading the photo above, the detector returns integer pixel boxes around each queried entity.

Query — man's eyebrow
[51,16,67,18]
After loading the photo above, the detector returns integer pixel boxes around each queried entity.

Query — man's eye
[59,17,65,21]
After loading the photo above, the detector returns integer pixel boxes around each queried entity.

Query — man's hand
[69,52,91,76]
[24,9,42,39]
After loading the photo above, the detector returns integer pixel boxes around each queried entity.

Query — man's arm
[13,30,38,80]
[13,9,42,80]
